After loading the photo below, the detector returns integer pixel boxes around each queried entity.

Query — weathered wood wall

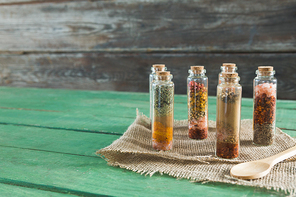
[0,0,295,99]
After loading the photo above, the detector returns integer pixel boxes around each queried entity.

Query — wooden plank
[0,87,293,135]
[0,119,291,196]
[0,124,120,157]
[0,0,76,4]
[0,101,294,135]
[0,113,294,165]
[0,0,294,52]
[0,87,294,110]
[0,87,293,110]
[0,135,288,196]
[0,53,295,99]
[0,183,76,197]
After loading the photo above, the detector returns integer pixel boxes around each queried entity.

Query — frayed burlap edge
[97,110,296,196]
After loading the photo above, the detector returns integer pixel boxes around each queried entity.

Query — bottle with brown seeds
[216,72,242,159]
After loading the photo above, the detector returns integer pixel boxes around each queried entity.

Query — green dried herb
[154,85,174,117]
[253,123,275,145]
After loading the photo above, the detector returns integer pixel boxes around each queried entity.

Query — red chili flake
[253,93,276,125]
[216,141,239,159]
[253,92,276,145]
[189,127,207,139]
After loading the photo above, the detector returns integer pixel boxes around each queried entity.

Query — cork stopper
[222,63,236,68]
[156,71,170,76]
[221,72,238,78]
[258,66,273,71]
[156,71,171,80]
[191,65,204,70]
[153,64,165,69]
[190,65,204,74]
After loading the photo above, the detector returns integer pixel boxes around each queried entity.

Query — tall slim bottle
[187,66,208,139]
[253,66,277,146]
[152,71,174,151]
[216,72,242,159]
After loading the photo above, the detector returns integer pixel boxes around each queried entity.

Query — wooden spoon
[230,145,296,180]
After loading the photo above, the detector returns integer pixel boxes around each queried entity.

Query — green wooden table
[0,87,295,196]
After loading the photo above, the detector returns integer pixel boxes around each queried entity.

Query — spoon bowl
[230,145,296,180]
[230,161,271,179]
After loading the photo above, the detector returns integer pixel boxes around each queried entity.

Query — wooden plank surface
[0,87,294,134]
[0,146,282,197]
[0,53,295,99]
[0,87,295,196]
[0,183,75,197]
[0,0,294,52]
[0,0,295,98]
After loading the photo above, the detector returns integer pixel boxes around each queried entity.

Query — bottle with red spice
[149,64,166,121]
[216,72,242,159]
[187,66,208,140]
[152,71,174,151]
[253,66,277,146]
[218,63,237,84]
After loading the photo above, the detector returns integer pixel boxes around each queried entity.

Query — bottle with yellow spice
[187,66,208,140]
[152,71,174,151]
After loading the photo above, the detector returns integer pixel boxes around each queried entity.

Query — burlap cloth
[97,111,296,195]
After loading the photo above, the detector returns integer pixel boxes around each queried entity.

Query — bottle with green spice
[152,71,174,151]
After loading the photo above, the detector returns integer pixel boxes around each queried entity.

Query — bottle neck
[220,77,240,84]
[188,69,206,76]
[256,70,275,78]
[221,66,237,73]
[155,75,173,82]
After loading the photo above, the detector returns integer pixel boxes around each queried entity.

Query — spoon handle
[263,145,296,166]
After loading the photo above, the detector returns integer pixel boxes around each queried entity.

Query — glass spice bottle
[187,66,208,140]
[150,64,166,120]
[216,72,242,159]
[218,63,237,84]
[152,71,174,151]
[253,66,277,146]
